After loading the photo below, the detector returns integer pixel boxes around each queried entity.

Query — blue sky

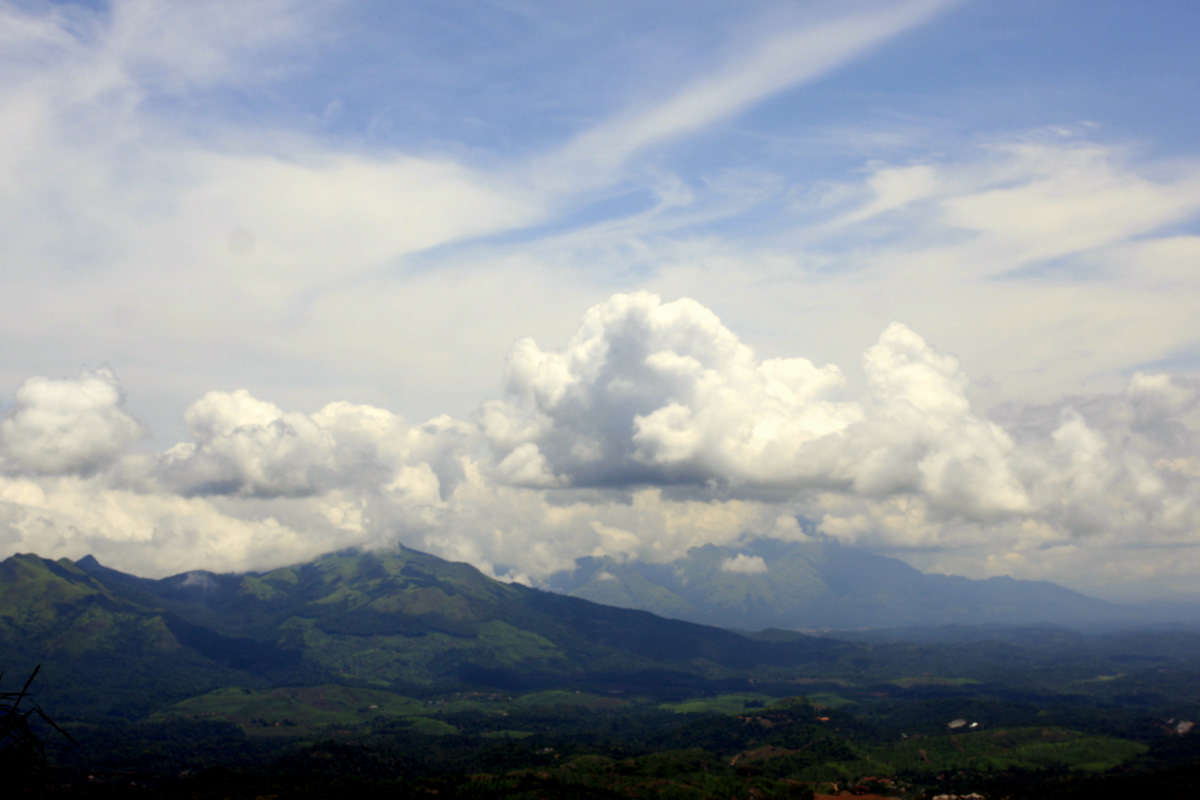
[2,0,1200,601]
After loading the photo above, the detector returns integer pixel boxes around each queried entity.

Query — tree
[0,665,76,779]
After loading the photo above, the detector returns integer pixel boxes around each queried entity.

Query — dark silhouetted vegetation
[0,665,75,782]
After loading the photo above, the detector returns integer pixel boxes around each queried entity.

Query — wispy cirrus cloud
[539,0,958,189]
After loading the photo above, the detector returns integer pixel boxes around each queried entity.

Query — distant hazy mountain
[0,547,849,716]
[544,538,1140,631]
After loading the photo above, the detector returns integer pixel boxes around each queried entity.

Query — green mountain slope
[78,548,839,682]
[0,553,291,717]
[0,553,167,654]
[1,547,850,717]
[545,538,1131,631]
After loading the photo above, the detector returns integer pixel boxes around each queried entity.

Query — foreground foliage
[0,666,75,780]
[21,684,1200,799]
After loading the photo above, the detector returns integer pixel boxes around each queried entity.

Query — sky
[2,0,1200,602]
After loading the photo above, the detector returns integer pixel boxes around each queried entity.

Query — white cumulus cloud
[480,292,1028,522]
[0,368,143,475]
[0,295,1197,598]
[721,553,769,574]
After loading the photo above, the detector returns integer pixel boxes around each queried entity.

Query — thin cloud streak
[535,0,958,191]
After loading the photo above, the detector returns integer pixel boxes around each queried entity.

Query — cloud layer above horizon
[2,1,1200,597]
[2,292,1199,599]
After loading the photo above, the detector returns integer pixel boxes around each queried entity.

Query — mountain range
[3,539,1190,721]
[4,545,1199,796]
[544,537,1155,630]
[0,547,848,717]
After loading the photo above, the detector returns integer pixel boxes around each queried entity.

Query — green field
[660,693,775,714]
[889,676,982,688]
[151,685,433,735]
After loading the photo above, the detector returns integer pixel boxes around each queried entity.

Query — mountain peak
[76,554,103,570]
